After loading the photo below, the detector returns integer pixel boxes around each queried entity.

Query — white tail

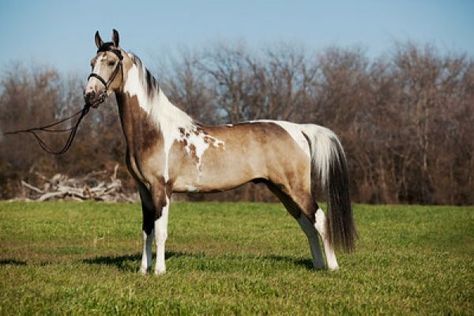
[302,124,357,252]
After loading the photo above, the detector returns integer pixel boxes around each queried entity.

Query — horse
[84,29,356,275]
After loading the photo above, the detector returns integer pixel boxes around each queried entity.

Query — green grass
[0,201,473,315]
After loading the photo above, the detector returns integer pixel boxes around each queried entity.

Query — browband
[96,42,123,60]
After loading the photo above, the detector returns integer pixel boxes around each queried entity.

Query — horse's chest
[125,147,165,185]
[125,151,146,184]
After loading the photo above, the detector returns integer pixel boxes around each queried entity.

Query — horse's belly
[172,150,264,193]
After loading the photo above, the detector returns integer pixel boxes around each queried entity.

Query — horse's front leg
[138,182,170,275]
[140,223,154,274]
[154,195,169,275]
[138,186,154,274]
[149,183,171,275]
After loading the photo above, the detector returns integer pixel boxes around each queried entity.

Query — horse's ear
[112,29,120,47]
[95,31,104,49]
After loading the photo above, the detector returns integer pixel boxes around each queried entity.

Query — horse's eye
[108,61,115,66]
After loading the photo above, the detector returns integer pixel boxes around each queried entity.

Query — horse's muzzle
[84,90,106,108]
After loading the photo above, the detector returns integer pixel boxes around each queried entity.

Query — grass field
[0,201,472,315]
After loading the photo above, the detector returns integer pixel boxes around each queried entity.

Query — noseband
[87,46,124,103]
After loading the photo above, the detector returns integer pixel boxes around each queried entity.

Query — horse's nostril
[85,91,96,102]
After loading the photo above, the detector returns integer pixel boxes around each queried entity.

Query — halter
[87,44,124,104]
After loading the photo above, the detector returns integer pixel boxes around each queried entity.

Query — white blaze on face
[85,54,107,95]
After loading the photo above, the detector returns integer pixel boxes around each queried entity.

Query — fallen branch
[21,181,43,194]
[19,164,137,202]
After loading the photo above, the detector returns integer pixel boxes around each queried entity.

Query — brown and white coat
[84,30,356,274]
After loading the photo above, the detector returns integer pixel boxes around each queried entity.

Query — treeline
[0,43,473,204]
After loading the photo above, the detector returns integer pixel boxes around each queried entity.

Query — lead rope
[4,49,123,155]
[3,102,92,155]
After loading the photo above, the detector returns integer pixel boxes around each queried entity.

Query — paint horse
[84,30,356,275]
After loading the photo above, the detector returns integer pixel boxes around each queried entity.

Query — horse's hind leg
[296,212,326,269]
[266,183,326,269]
[314,207,339,270]
[291,193,339,270]
[296,201,340,270]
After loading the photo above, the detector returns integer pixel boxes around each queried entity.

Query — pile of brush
[19,164,137,202]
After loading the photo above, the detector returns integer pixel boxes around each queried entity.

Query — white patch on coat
[154,197,169,275]
[249,120,310,157]
[124,63,193,180]
[177,127,225,171]
[185,184,199,192]
[296,214,326,269]
[139,229,153,274]
[314,208,339,270]
[123,64,149,107]
[123,55,225,180]
[300,124,344,188]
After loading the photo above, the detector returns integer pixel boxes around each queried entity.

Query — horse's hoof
[154,269,166,276]
[328,265,340,271]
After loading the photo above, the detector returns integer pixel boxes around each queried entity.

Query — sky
[0,0,473,75]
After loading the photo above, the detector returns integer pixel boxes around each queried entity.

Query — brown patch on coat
[188,143,198,164]
[115,92,164,185]
[139,112,160,153]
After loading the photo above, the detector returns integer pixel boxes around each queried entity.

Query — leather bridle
[87,47,123,106]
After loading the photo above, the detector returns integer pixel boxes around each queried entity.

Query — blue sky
[0,0,472,74]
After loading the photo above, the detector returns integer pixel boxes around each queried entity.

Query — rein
[3,102,93,155]
[3,48,123,155]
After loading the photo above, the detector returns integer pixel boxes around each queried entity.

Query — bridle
[87,46,124,106]
[3,46,124,155]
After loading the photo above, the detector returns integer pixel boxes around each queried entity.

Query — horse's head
[84,29,125,107]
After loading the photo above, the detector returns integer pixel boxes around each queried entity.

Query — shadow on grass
[0,259,27,266]
[263,255,315,270]
[82,251,315,272]
[81,251,200,272]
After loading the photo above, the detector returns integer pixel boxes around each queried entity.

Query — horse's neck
[144,89,196,133]
[116,67,195,155]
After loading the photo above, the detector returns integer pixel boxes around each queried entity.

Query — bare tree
[1,43,473,204]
